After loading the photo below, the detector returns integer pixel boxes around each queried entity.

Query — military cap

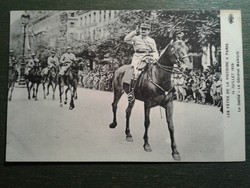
[140,23,151,29]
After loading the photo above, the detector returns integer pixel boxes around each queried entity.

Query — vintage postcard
[6,10,245,162]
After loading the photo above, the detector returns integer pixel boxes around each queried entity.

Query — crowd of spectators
[171,69,222,107]
[78,61,116,91]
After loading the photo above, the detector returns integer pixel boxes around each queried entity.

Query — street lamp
[19,11,30,85]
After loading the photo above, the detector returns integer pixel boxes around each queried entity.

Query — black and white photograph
[6,10,245,162]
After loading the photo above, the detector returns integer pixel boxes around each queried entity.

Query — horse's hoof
[64,101,67,105]
[44,97,46,99]
[144,144,152,152]
[126,135,133,142]
[109,122,117,129]
[69,106,75,110]
[172,153,181,161]
[35,98,38,101]
[60,104,63,107]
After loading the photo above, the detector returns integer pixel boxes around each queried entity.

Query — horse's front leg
[35,83,39,101]
[125,99,135,142]
[143,103,152,152]
[29,82,34,99]
[32,84,36,99]
[68,84,75,110]
[58,76,64,106]
[64,86,69,105]
[47,82,50,96]
[43,82,46,99]
[9,83,14,101]
[26,81,31,100]
[164,100,181,161]
[74,84,78,100]
[52,83,57,100]
[109,88,123,129]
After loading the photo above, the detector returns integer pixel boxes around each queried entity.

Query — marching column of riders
[10,43,222,107]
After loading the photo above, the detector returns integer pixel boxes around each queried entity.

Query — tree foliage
[94,10,220,65]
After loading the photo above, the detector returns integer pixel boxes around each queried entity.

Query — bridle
[148,41,189,95]
[156,41,189,75]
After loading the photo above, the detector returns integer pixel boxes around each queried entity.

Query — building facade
[10,10,120,57]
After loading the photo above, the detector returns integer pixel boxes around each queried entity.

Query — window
[109,10,111,19]
[89,14,91,24]
[99,10,102,22]
[71,12,75,17]
[104,11,106,21]
[85,16,87,25]
[80,17,83,26]
[70,22,75,28]
[93,12,96,22]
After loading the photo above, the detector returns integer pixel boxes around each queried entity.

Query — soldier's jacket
[60,53,77,65]
[124,30,159,60]
[48,56,59,67]
[27,58,40,68]
[9,56,17,65]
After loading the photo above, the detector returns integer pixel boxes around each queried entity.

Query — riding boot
[127,79,136,103]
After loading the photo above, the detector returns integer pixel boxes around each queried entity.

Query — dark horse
[25,66,43,101]
[109,40,190,161]
[58,62,79,110]
[42,66,58,100]
[8,63,19,101]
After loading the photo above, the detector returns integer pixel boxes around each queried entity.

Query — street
[6,85,224,162]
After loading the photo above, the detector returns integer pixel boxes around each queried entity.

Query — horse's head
[170,40,191,69]
[158,40,191,70]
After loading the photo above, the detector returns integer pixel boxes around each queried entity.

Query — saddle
[122,56,154,84]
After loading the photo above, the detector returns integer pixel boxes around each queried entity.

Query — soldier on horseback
[42,50,59,82]
[9,49,17,67]
[124,20,159,102]
[59,46,77,77]
[25,53,40,75]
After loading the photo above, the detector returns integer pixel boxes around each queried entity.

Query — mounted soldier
[25,52,40,75]
[42,50,59,82]
[9,49,17,67]
[59,46,77,77]
[8,49,19,101]
[124,19,159,102]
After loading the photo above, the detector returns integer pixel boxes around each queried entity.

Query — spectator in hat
[124,19,159,102]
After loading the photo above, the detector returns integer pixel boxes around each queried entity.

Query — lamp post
[19,11,30,85]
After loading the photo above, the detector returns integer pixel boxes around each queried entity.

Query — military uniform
[41,55,60,80]
[124,30,159,79]
[59,52,77,76]
[25,56,40,75]
[124,22,159,103]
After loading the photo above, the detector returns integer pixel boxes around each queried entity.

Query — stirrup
[127,90,135,103]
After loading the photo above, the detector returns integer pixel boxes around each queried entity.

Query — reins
[146,41,188,96]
